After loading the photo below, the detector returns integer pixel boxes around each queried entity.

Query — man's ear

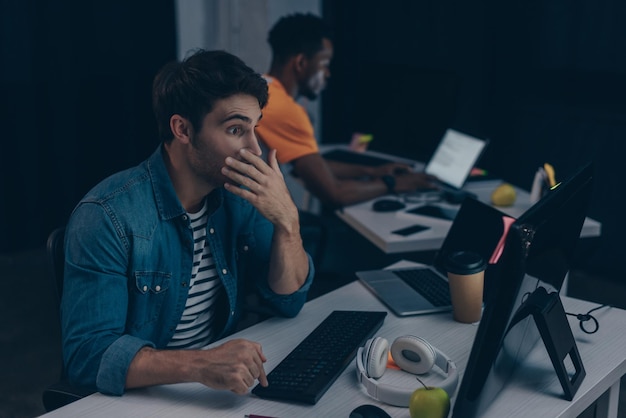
[294,53,308,75]
[169,114,193,144]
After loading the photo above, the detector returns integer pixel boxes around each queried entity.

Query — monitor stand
[509,286,586,400]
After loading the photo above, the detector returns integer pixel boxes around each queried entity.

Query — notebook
[356,198,513,316]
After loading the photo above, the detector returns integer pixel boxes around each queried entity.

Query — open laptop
[424,129,488,192]
[356,198,513,316]
[323,129,487,192]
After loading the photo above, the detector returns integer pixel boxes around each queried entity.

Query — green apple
[409,385,450,418]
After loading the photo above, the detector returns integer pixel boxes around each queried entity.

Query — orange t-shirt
[256,76,319,164]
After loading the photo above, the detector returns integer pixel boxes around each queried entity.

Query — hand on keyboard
[252,310,387,404]
[197,339,268,394]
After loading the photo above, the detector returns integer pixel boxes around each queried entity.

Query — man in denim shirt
[61,50,314,397]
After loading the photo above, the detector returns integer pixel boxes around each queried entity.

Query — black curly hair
[268,13,333,65]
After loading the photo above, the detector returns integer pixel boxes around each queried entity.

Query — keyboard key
[394,269,451,306]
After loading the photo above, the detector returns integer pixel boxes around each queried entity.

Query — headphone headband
[355,336,458,407]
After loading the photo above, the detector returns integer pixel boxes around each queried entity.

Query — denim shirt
[61,145,314,396]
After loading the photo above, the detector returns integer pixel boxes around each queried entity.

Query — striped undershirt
[167,200,224,349]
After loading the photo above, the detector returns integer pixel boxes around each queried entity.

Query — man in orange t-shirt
[256,13,437,209]
[258,75,319,163]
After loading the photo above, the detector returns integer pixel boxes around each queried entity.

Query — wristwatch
[381,175,396,194]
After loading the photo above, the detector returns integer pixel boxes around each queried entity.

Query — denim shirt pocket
[128,271,172,331]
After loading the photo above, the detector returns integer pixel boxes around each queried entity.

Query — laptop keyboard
[322,149,394,166]
[393,269,451,306]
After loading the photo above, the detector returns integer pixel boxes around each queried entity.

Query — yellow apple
[409,386,450,418]
[491,183,516,206]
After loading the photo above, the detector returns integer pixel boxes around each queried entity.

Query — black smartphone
[391,224,430,236]
[406,205,458,221]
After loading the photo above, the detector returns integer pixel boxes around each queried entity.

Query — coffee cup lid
[445,250,486,275]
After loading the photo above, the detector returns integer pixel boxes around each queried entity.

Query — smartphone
[391,224,430,236]
[406,205,458,221]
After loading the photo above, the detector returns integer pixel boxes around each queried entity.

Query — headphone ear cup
[364,337,389,379]
[390,335,436,375]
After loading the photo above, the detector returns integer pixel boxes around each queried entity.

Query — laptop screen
[424,129,488,189]
[431,198,514,303]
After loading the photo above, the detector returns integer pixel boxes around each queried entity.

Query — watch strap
[381,175,396,194]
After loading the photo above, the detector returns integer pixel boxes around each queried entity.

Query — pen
[245,415,280,418]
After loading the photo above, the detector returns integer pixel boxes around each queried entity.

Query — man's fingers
[258,366,268,387]
[224,156,258,177]
[254,343,269,387]
[267,149,281,171]
[221,166,258,190]
[237,148,271,174]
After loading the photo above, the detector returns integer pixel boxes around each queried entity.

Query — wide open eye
[227,126,243,136]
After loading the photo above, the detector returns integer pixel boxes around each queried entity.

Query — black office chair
[42,226,94,412]
[46,226,65,303]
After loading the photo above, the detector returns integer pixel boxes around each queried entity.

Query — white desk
[42,281,625,418]
[336,179,602,254]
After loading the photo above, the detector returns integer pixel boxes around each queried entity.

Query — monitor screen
[451,162,594,418]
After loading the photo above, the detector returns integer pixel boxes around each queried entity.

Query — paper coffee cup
[445,251,486,323]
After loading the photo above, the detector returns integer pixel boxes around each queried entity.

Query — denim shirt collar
[146,145,185,221]
[146,144,224,220]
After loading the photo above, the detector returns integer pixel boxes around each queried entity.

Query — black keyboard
[394,268,452,307]
[322,149,395,167]
[252,310,387,404]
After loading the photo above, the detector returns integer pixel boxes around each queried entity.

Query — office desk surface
[42,281,625,418]
[337,179,602,254]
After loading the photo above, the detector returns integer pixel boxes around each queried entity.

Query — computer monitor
[451,162,594,418]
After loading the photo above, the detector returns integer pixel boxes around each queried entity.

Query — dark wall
[322,0,626,277]
[323,0,488,161]
[0,1,176,253]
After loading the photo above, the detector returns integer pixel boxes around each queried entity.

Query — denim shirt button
[155,285,161,292]
[182,215,188,221]
[231,310,235,316]
[222,268,228,275]
[209,228,215,234]
[243,245,249,251]
[142,285,148,292]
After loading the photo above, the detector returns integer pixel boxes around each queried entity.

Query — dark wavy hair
[152,49,268,143]
[268,13,333,65]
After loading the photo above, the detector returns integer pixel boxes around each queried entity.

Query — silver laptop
[357,265,451,316]
[357,198,511,316]
[424,129,488,192]
[322,129,487,189]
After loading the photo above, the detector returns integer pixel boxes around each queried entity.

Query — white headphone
[355,335,459,407]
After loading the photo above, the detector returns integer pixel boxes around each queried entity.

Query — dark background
[322,0,626,279]
[0,0,176,254]
[2,0,625,279]
[1,1,625,416]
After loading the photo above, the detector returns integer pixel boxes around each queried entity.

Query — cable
[566,304,608,334]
